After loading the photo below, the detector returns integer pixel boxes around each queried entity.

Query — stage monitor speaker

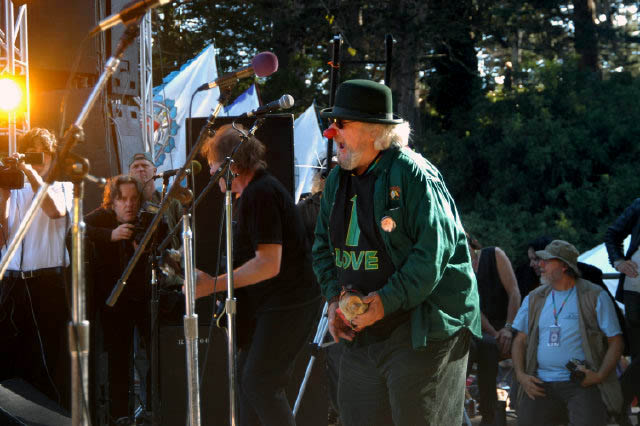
[159,324,327,426]
[0,379,71,425]
[185,115,295,275]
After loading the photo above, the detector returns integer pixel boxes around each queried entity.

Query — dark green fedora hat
[320,79,404,124]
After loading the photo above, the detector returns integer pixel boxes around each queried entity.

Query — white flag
[293,103,327,203]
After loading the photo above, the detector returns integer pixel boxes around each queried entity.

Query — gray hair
[364,121,411,150]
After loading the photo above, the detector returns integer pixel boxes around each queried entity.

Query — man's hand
[517,372,546,400]
[495,328,513,356]
[578,366,602,387]
[111,223,134,241]
[616,260,638,278]
[194,269,215,299]
[17,161,42,189]
[351,292,384,331]
[328,301,355,342]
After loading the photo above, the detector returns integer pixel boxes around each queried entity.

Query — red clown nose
[323,127,337,139]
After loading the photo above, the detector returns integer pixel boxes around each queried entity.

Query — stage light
[0,76,24,112]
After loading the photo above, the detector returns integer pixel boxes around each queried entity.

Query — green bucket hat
[320,79,404,124]
[535,240,581,276]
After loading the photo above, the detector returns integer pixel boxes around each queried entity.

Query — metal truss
[1,0,30,152]
[139,11,153,154]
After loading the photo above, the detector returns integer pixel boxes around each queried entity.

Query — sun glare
[0,77,24,112]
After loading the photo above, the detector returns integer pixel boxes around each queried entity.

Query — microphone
[239,95,294,118]
[153,160,202,180]
[196,52,278,92]
[90,0,180,35]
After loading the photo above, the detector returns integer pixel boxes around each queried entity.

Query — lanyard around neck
[551,287,574,326]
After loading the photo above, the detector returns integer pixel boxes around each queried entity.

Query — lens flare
[0,77,24,112]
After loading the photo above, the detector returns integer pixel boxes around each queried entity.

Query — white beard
[337,148,363,171]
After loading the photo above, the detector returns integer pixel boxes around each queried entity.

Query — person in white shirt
[0,128,73,409]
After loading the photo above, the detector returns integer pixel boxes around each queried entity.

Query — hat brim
[320,106,404,125]
[535,250,581,275]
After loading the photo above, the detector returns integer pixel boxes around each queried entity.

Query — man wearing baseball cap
[312,79,480,425]
[512,240,624,425]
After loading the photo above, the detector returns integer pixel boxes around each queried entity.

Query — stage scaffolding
[1,0,30,152]
[138,11,153,153]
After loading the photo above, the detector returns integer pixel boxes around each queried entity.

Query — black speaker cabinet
[159,325,228,426]
[185,115,295,275]
[159,324,328,426]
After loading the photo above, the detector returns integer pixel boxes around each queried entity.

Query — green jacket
[312,146,481,349]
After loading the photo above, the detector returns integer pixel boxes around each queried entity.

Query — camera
[565,358,589,383]
[132,201,160,243]
[0,152,45,190]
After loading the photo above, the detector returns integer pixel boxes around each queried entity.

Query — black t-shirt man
[232,170,319,330]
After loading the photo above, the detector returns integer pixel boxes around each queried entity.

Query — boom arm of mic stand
[0,23,140,279]
[107,98,229,307]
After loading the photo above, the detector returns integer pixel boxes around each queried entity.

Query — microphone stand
[222,160,238,426]
[219,118,264,426]
[181,203,201,426]
[146,176,172,425]
[67,154,92,426]
[0,21,141,426]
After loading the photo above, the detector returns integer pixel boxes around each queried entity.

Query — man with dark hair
[0,127,73,409]
[312,79,480,425]
[513,240,623,426]
[195,124,319,426]
[85,174,150,421]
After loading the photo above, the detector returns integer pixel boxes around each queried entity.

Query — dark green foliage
[420,60,640,266]
[150,0,640,269]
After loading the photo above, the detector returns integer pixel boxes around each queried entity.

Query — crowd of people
[0,79,639,426]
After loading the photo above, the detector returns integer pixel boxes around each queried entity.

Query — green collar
[370,147,401,176]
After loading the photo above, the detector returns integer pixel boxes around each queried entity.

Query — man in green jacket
[312,79,481,426]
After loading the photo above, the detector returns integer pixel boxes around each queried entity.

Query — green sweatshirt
[312,146,481,349]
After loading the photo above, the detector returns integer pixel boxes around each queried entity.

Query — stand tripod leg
[293,303,329,416]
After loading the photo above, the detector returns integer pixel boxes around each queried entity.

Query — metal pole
[325,33,342,173]
[139,11,153,153]
[5,0,17,152]
[384,34,393,87]
[182,212,201,426]
[225,185,238,426]
[69,180,90,426]
[150,259,160,425]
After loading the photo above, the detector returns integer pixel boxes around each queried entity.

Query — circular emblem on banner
[380,216,396,233]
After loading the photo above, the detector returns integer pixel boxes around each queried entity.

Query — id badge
[548,325,561,347]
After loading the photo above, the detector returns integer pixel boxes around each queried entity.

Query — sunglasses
[330,118,355,129]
